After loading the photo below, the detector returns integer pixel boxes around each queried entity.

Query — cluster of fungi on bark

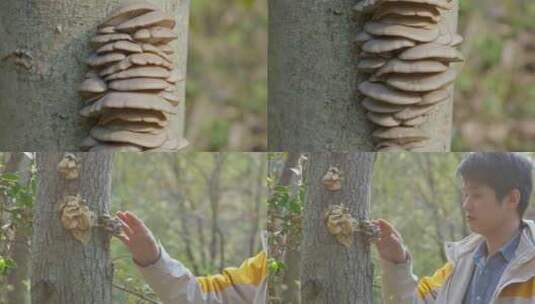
[354,0,464,151]
[79,1,186,151]
[324,204,379,248]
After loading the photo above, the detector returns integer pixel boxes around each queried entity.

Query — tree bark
[268,0,459,152]
[301,152,375,304]
[0,0,189,151]
[32,152,113,304]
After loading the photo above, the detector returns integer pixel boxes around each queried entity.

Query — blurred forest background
[268,152,535,303]
[187,0,267,151]
[0,152,267,304]
[186,0,534,151]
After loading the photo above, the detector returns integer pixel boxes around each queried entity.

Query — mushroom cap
[134,27,177,44]
[362,37,416,53]
[376,14,437,29]
[156,44,174,55]
[373,3,441,23]
[159,91,180,106]
[79,92,176,117]
[376,139,427,150]
[450,34,464,47]
[98,26,116,34]
[361,97,405,113]
[96,40,143,54]
[79,77,107,94]
[398,43,465,62]
[129,53,173,69]
[98,109,168,127]
[381,0,452,10]
[357,57,387,71]
[366,112,401,127]
[355,31,373,44]
[394,104,436,120]
[86,52,126,67]
[384,69,457,92]
[373,58,448,77]
[90,33,133,48]
[116,10,175,32]
[99,58,134,77]
[402,115,427,126]
[372,126,429,143]
[89,143,144,152]
[99,120,165,134]
[109,78,171,91]
[141,43,173,62]
[99,1,160,28]
[105,66,171,81]
[90,126,167,148]
[420,87,450,105]
[365,22,439,42]
[80,136,99,151]
[166,68,181,83]
[358,81,422,105]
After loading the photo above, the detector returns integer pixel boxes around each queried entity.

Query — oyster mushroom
[364,22,440,43]
[358,81,422,105]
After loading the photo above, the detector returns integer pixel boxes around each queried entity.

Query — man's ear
[505,189,521,211]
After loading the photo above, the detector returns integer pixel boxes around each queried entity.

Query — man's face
[461,179,517,235]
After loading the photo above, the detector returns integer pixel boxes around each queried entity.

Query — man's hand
[115,211,160,267]
[371,219,408,264]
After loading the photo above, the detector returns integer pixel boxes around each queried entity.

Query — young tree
[0,0,189,150]
[268,0,460,151]
[31,153,113,304]
[301,152,375,304]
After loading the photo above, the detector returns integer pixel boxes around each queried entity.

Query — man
[114,211,267,304]
[373,152,535,304]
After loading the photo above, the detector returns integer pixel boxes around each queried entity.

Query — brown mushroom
[394,104,436,120]
[129,53,173,69]
[79,92,176,117]
[140,43,173,62]
[99,2,160,28]
[366,112,401,127]
[358,81,422,105]
[133,27,177,44]
[361,97,405,113]
[381,0,452,10]
[98,26,116,34]
[373,58,448,77]
[383,69,457,92]
[372,126,429,143]
[79,77,107,95]
[89,143,144,152]
[90,126,167,148]
[398,43,465,62]
[156,44,174,55]
[362,37,416,53]
[420,87,450,105]
[373,3,441,23]
[159,91,180,106]
[86,52,126,67]
[105,66,171,81]
[98,58,134,77]
[364,22,439,42]
[100,120,165,134]
[96,40,143,54]
[355,31,373,44]
[90,33,133,48]
[116,10,175,32]
[108,78,171,91]
[401,115,427,126]
[98,109,168,127]
[357,58,387,71]
[376,15,436,29]
[165,68,181,83]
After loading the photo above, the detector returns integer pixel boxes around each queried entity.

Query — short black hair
[457,153,533,217]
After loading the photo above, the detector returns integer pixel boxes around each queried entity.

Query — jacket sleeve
[136,244,268,304]
[380,254,454,304]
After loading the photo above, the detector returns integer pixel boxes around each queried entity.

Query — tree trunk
[6,153,33,304]
[301,152,375,304]
[268,1,459,152]
[32,152,113,304]
[0,0,189,150]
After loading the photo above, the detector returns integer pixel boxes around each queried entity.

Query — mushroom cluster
[79,2,185,151]
[354,0,464,151]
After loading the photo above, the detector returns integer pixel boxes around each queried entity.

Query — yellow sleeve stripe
[196,251,267,293]
[500,278,535,299]
[416,262,454,299]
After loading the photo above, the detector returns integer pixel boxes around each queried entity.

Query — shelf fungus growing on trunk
[321,166,344,191]
[59,195,95,245]
[79,1,186,151]
[354,0,464,151]
[324,204,379,247]
[57,153,80,180]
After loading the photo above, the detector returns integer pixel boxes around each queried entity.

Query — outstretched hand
[371,219,408,264]
[115,211,160,267]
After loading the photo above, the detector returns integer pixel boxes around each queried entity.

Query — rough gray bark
[301,153,375,304]
[6,153,33,304]
[268,1,459,152]
[32,153,113,304]
[0,0,189,151]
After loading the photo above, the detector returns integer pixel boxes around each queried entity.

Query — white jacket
[381,220,535,304]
